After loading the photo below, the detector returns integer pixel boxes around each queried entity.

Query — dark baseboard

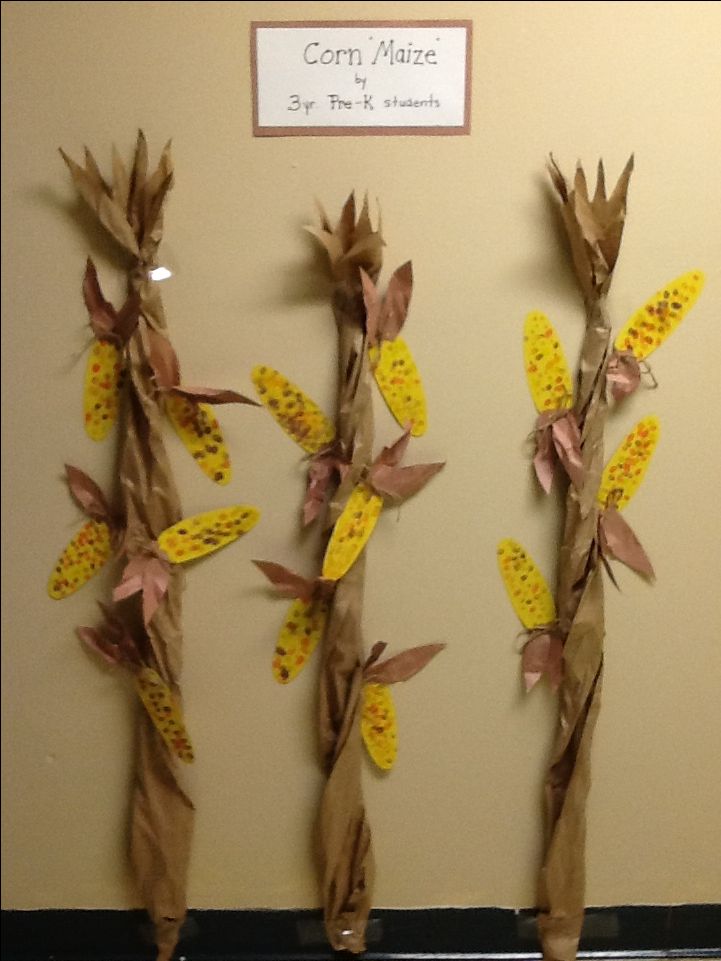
[2,905,720,960]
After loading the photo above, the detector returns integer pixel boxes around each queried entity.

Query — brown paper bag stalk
[61,133,192,961]
[307,196,384,952]
[538,157,634,961]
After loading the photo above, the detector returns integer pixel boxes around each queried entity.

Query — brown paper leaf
[142,172,174,257]
[341,232,384,272]
[533,422,556,494]
[593,159,606,203]
[378,261,413,342]
[361,261,413,346]
[130,131,148,204]
[373,428,411,468]
[521,631,563,692]
[548,156,633,299]
[168,385,259,406]
[599,507,655,579]
[114,292,141,342]
[308,192,383,285]
[337,193,356,251]
[609,155,635,212]
[146,326,257,407]
[551,413,584,491]
[77,625,119,665]
[113,554,171,628]
[356,194,373,237]
[304,225,345,266]
[547,155,569,202]
[369,461,444,501]
[360,267,382,345]
[364,642,445,684]
[606,350,641,400]
[314,198,333,233]
[65,464,112,522]
[82,258,118,339]
[60,148,140,257]
[77,603,142,667]
[82,259,140,343]
[305,450,346,526]
[143,140,173,216]
[82,147,110,197]
[111,145,130,212]
[146,327,180,389]
[253,560,317,602]
[363,641,387,670]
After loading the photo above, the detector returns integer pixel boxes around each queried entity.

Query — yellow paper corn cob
[369,338,427,436]
[614,270,705,360]
[322,483,383,581]
[83,340,123,440]
[271,596,328,684]
[158,505,260,564]
[251,365,335,453]
[134,666,194,763]
[165,394,232,485]
[597,416,660,511]
[523,312,573,413]
[496,538,556,630]
[361,682,398,770]
[48,519,112,599]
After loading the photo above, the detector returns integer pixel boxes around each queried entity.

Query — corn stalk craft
[253,196,444,952]
[49,133,260,961]
[497,157,704,961]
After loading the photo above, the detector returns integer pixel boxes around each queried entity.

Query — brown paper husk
[63,136,193,961]
[317,285,376,953]
[538,158,632,959]
[123,283,193,961]
[538,298,611,961]
[130,713,194,961]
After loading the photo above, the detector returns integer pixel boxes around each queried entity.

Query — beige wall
[2,0,720,912]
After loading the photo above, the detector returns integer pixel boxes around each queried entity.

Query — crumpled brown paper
[311,196,382,953]
[538,158,633,961]
[62,132,192,961]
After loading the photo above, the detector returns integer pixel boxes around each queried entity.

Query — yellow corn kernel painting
[614,270,705,360]
[369,338,427,436]
[165,394,231,485]
[497,538,556,630]
[272,597,329,684]
[48,519,112,599]
[83,340,122,441]
[251,365,335,454]
[361,682,398,770]
[597,416,660,511]
[158,505,260,564]
[134,666,194,763]
[523,312,573,413]
[322,484,383,581]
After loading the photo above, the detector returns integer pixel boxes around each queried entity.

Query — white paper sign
[252,21,472,136]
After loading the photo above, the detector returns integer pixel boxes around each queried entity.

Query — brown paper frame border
[250,20,472,137]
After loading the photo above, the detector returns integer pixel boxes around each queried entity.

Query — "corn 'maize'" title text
[303,36,441,67]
